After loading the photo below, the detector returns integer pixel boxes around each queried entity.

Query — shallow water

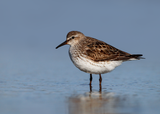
[0,0,160,113]
[0,50,160,114]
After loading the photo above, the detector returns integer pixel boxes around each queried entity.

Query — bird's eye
[72,36,75,39]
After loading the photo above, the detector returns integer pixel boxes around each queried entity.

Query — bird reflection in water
[89,81,102,93]
[68,85,116,114]
[68,83,139,114]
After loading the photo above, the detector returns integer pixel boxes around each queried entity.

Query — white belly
[69,52,122,74]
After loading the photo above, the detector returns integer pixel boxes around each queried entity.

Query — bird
[56,31,144,86]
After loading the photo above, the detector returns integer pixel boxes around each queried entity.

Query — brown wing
[82,37,131,61]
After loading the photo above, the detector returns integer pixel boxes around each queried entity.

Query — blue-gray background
[0,1,160,114]
[1,0,160,61]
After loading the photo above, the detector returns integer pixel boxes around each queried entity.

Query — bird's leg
[89,84,92,92]
[99,74,102,92]
[99,83,102,93]
[99,74,102,85]
[89,74,92,92]
[89,74,92,85]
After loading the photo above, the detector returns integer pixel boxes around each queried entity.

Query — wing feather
[82,37,131,61]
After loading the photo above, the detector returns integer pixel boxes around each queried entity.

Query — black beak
[56,40,68,49]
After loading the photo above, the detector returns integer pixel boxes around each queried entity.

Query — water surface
[0,51,159,114]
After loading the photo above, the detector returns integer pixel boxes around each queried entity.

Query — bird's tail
[127,54,145,60]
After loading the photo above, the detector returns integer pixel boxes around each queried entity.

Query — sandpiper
[56,31,144,85]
